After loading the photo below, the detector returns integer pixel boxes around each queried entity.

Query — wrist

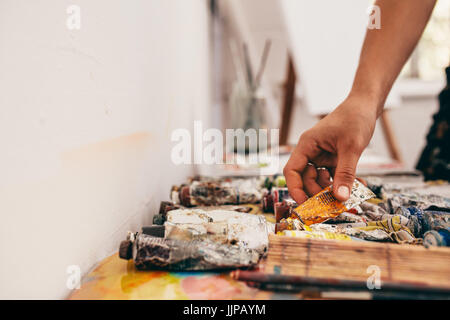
[346,89,384,119]
[332,94,379,128]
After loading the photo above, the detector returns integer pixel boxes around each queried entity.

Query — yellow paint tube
[279,230,353,241]
[292,179,375,226]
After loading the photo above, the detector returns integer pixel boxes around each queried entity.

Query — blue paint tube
[423,229,450,248]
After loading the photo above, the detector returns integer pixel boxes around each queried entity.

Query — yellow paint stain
[62,132,152,164]
[67,254,276,300]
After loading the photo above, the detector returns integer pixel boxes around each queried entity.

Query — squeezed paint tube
[174,179,264,207]
[308,223,391,242]
[381,191,450,214]
[325,211,367,224]
[360,202,393,221]
[274,202,289,222]
[153,201,181,225]
[279,229,358,241]
[396,207,450,237]
[164,208,269,255]
[422,210,450,234]
[292,179,375,225]
[275,217,308,234]
[423,229,450,247]
[274,199,297,222]
[395,206,424,236]
[262,187,291,212]
[261,191,274,213]
[355,215,416,243]
[119,232,260,271]
[164,221,229,244]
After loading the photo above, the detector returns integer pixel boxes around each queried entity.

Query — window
[401,0,450,80]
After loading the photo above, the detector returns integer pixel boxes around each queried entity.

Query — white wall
[0,0,211,299]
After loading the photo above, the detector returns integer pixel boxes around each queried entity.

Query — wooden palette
[233,234,450,296]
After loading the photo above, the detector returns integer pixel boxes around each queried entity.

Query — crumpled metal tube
[130,232,261,271]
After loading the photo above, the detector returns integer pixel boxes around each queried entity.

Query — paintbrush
[243,43,254,89]
[255,39,271,89]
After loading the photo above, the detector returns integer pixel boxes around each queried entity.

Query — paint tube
[175,178,264,207]
[325,211,367,224]
[153,201,181,225]
[274,202,287,222]
[164,208,269,254]
[395,207,450,237]
[359,202,391,221]
[262,187,291,212]
[339,228,391,242]
[422,210,450,234]
[380,191,450,214]
[395,206,424,237]
[164,221,229,243]
[274,199,297,222]
[278,229,356,241]
[262,175,287,189]
[354,215,416,243]
[261,190,274,213]
[274,175,287,187]
[308,223,392,242]
[292,179,375,225]
[275,217,308,233]
[423,229,450,247]
[119,232,260,271]
[356,215,410,232]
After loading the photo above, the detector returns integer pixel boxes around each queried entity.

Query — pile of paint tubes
[168,176,450,248]
[119,198,270,271]
[119,174,450,271]
[260,175,297,213]
[394,206,450,247]
[272,178,450,246]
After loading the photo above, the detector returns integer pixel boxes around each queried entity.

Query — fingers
[283,154,309,204]
[284,168,308,204]
[317,168,332,188]
[332,150,361,201]
[356,177,367,186]
[287,162,333,201]
[302,164,323,196]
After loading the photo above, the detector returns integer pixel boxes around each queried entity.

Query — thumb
[332,149,361,201]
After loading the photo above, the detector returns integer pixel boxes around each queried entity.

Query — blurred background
[0,0,448,298]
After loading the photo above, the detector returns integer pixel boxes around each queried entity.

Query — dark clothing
[416,67,450,181]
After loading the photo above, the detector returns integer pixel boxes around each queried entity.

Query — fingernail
[337,186,350,199]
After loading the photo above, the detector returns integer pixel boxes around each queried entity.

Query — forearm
[350,0,437,117]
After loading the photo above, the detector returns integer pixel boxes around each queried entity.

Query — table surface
[68,204,303,300]
[68,179,450,300]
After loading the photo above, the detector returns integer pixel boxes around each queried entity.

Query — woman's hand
[283,94,378,204]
